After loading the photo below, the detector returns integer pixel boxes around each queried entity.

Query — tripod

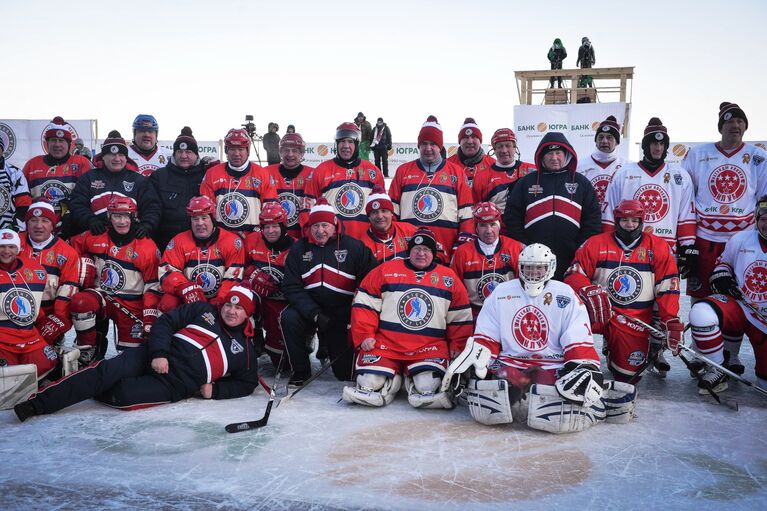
[242,115,264,166]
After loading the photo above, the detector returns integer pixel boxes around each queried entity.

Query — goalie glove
[175,282,205,304]
[440,337,492,392]
[710,269,743,300]
[662,317,684,356]
[677,244,699,279]
[37,314,71,344]
[578,285,612,334]
[555,361,604,407]
[78,257,97,289]
[249,267,281,298]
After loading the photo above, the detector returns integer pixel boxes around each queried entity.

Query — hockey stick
[625,324,690,385]
[737,295,767,325]
[276,354,340,407]
[103,293,143,325]
[620,314,767,400]
[225,354,286,433]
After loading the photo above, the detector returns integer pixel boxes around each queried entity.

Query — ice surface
[2,296,767,510]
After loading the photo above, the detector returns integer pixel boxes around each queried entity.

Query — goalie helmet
[518,243,556,297]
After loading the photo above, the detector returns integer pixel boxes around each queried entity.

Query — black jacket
[370,124,392,151]
[504,132,601,279]
[148,160,207,251]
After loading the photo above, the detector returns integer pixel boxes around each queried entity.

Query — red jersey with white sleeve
[351,259,473,360]
[577,154,625,219]
[361,221,417,263]
[471,161,536,217]
[0,257,48,353]
[263,163,314,239]
[682,142,767,243]
[22,154,91,215]
[127,144,172,177]
[305,158,385,239]
[713,229,767,334]
[244,230,293,301]
[200,162,277,236]
[603,162,696,250]
[473,279,599,371]
[564,231,680,324]
[450,235,524,318]
[388,159,474,258]
[159,229,245,304]
[19,233,80,320]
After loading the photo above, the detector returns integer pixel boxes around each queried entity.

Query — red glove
[175,282,206,304]
[143,308,161,336]
[663,317,685,356]
[78,257,97,289]
[249,267,280,298]
[578,285,612,334]
[37,314,71,344]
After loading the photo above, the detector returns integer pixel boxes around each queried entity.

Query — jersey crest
[708,164,747,203]
[3,288,36,326]
[635,183,670,222]
[607,267,643,305]
[192,264,223,297]
[0,187,10,214]
[334,183,365,218]
[511,305,549,352]
[477,273,506,299]
[397,289,434,330]
[218,192,250,227]
[412,188,443,221]
[743,260,767,302]
[100,261,126,292]
[278,192,301,226]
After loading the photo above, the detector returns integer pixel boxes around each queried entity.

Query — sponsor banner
[1,119,96,168]
[662,140,767,166]
[513,103,630,163]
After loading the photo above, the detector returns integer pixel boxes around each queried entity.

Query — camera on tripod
[241,114,260,140]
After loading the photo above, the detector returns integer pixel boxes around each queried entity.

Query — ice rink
[2,299,767,510]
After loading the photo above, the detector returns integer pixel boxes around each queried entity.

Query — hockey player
[127,114,172,177]
[389,116,474,260]
[69,197,161,365]
[14,286,260,422]
[682,102,767,370]
[361,185,417,263]
[262,132,314,239]
[69,131,161,238]
[687,196,767,392]
[20,201,81,345]
[21,116,91,235]
[504,131,601,280]
[200,128,277,237]
[564,199,683,383]
[447,117,495,187]
[304,122,385,239]
[576,115,625,220]
[158,196,244,313]
[281,198,378,384]
[343,227,473,408]
[451,202,524,321]
[0,136,32,231]
[447,243,636,433]
[471,128,536,223]
[244,202,296,366]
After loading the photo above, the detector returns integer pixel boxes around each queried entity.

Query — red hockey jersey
[19,234,80,321]
[361,221,417,263]
[22,154,91,214]
[263,163,315,239]
[0,257,48,353]
[244,231,294,301]
[471,161,536,219]
[447,153,496,188]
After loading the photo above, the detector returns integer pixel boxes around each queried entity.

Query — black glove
[134,222,152,239]
[316,313,331,333]
[88,216,109,235]
[710,269,743,299]
[677,244,699,279]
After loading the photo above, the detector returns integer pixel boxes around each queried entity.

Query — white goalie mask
[518,243,556,297]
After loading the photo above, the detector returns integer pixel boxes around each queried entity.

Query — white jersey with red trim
[682,142,767,243]
[473,279,599,371]
[714,229,767,334]
[127,144,172,177]
[576,154,625,219]
[604,162,696,249]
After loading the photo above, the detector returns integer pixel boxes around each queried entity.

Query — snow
[2,296,767,510]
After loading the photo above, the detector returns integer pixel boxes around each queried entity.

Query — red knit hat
[418,115,444,149]
[25,201,59,225]
[595,115,621,144]
[307,197,337,226]
[43,116,73,143]
[365,185,394,215]
[491,128,517,147]
[222,285,256,316]
[458,117,482,143]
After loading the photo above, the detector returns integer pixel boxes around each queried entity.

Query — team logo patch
[635,183,670,223]
[397,290,434,330]
[230,339,244,354]
[442,276,453,288]
[44,345,58,361]
[166,239,175,250]
[91,180,105,190]
[511,305,549,352]
[179,142,188,150]
[3,288,37,326]
[361,354,381,364]
[202,312,216,325]
[234,238,242,250]
[334,249,348,263]
[674,173,683,186]
[368,169,377,180]
[708,164,747,203]
[302,252,313,262]
[590,175,612,211]
[218,192,250,227]
[0,122,17,159]
[606,267,643,305]
[38,180,69,208]
[0,187,10,215]
[743,260,767,302]
[334,182,365,218]
[754,154,765,166]
[278,191,301,226]
[192,264,223,297]
[628,350,646,366]
[99,261,126,292]
[477,273,506,300]
[601,125,610,132]
[412,188,444,222]
[564,182,578,194]
[556,295,571,308]
[122,181,135,192]
[110,146,119,154]
[500,253,511,264]
[34,270,46,281]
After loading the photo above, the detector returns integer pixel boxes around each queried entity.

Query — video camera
[241,114,259,139]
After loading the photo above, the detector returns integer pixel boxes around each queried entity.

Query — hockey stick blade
[225,400,274,433]
[277,355,339,408]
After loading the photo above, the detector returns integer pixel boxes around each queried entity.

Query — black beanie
[718,102,748,132]
[101,130,129,157]
[174,126,199,155]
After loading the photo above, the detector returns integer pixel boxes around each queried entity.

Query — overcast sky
[3,0,765,149]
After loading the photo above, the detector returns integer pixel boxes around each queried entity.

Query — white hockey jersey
[682,142,767,243]
[127,145,173,177]
[714,229,767,334]
[603,161,696,249]
[577,154,625,220]
[473,279,599,371]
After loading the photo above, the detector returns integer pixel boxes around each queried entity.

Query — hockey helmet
[107,196,138,216]
[186,196,215,218]
[518,243,556,297]
[613,199,644,245]
[490,128,517,147]
[224,128,251,150]
[335,122,361,142]
[279,133,306,152]
[259,202,288,226]
[132,114,159,132]
[473,202,502,224]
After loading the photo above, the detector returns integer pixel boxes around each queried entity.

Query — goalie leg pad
[342,373,401,407]
[466,378,513,425]
[0,364,38,410]
[60,347,81,377]
[406,372,454,409]
[527,384,606,434]
[601,381,637,424]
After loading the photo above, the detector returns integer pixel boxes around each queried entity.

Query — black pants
[30,345,187,416]
[280,307,354,381]
[373,148,389,177]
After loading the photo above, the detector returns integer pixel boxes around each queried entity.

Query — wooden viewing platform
[514,66,634,105]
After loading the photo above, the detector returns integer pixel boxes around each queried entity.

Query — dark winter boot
[14,400,38,423]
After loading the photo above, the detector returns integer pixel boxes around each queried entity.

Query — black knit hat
[595,115,620,144]
[101,130,129,157]
[718,102,748,132]
[173,126,198,155]
[641,117,669,150]
[408,227,438,256]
